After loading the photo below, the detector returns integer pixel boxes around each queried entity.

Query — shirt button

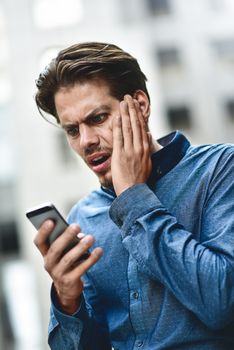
[132,291,139,299]
[137,340,143,347]
[156,166,162,175]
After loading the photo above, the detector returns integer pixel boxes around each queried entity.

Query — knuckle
[43,257,51,273]
[135,118,140,125]
[66,225,79,239]
[61,254,71,267]
[125,125,132,134]
[135,146,143,156]
[66,231,75,241]
[128,102,135,110]
[33,232,45,248]
[48,244,56,256]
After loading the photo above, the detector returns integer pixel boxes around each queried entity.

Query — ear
[133,90,151,123]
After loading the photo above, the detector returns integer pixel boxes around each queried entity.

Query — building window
[212,39,234,62]
[157,47,181,68]
[0,221,20,255]
[225,99,234,122]
[146,0,171,15]
[166,106,192,130]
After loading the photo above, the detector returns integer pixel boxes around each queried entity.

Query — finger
[71,247,103,277]
[112,114,123,150]
[55,247,103,297]
[59,234,95,271]
[77,232,85,239]
[53,223,81,246]
[134,100,150,151]
[119,99,133,150]
[125,95,142,150]
[54,243,103,282]
[34,220,55,257]
[46,224,81,266]
[45,231,90,275]
[146,131,153,152]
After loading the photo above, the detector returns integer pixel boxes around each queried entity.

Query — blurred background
[0,0,234,349]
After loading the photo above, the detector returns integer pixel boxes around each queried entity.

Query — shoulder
[188,141,233,156]
[186,142,233,167]
[184,143,234,191]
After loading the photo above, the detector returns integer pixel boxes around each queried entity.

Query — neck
[151,138,163,154]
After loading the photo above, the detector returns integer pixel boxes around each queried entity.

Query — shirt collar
[147,130,190,185]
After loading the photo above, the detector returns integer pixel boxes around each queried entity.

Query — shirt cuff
[109,183,163,233]
[49,284,86,333]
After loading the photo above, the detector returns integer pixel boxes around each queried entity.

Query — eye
[66,126,79,137]
[91,114,108,124]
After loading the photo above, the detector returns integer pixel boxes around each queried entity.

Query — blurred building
[0,0,234,349]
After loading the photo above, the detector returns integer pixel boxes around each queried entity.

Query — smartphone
[26,202,90,260]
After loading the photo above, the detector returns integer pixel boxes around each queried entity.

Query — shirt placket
[127,254,146,349]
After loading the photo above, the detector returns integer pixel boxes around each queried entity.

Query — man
[34,42,234,349]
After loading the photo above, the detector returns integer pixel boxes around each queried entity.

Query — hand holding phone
[26,202,103,315]
[26,202,90,260]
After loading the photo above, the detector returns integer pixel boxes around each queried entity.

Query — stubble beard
[100,177,113,189]
[98,168,114,190]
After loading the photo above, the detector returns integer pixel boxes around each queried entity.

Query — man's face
[54,80,120,188]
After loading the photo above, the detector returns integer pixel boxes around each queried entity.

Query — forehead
[56,79,112,102]
[54,80,115,123]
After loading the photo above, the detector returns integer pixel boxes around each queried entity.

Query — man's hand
[111,94,152,196]
[34,220,103,314]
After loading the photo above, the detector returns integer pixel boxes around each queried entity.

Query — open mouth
[91,155,109,166]
[87,153,111,173]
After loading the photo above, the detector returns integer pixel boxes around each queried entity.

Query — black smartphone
[26,202,90,260]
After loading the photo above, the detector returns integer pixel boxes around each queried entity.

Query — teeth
[91,155,108,166]
[94,156,104,162]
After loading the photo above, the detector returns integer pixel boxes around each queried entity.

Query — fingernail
[124,94,131,100]
[83,235,94,244]
[94,247,103,257]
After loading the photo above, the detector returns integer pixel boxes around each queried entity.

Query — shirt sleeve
[109,148,234,330]
[48,285,112,350]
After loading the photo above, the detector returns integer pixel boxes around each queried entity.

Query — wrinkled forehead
[54,80,117,124]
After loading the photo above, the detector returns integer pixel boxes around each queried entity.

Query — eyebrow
[61,104,111,129]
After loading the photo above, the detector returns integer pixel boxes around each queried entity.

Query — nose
[79,125,99,149]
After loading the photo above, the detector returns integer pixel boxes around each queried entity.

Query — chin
[98,173,113,189]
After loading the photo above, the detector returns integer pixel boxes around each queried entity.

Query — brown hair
[35,42,150,124]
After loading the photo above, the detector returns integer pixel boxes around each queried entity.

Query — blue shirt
[48,131,234,350]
